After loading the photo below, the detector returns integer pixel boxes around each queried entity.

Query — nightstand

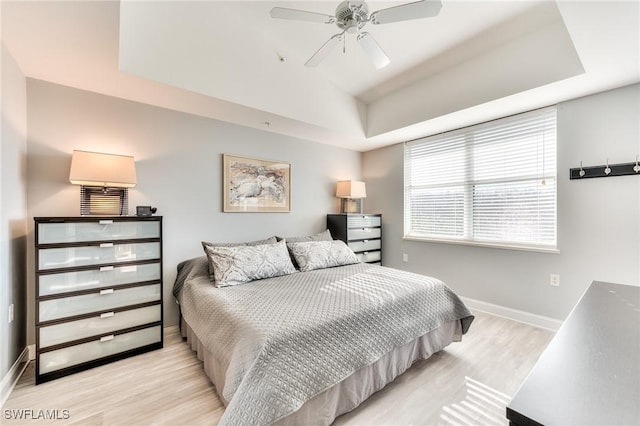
[327,214,382,265]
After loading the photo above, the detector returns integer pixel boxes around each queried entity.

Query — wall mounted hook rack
[570,157,640,180]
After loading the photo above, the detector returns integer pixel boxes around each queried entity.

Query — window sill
[402,236,560,254]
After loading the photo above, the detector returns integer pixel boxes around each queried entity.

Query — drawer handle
[100,335,115,343]
[363,240,369,243]
[100,242,114,248]
[100,311,115,319]
[100,266,114,272]
[99,288,114,295]
[99,220,114,225]
[364,251,369,255]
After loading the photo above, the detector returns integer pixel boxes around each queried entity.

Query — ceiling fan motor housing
[336,1,369,33]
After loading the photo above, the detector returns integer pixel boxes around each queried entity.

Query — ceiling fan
[270,0,442,69]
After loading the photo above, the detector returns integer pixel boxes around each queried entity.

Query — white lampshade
[69,150,137,188]
[336,180,366,199]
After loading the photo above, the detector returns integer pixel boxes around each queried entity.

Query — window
[404,107,557,251]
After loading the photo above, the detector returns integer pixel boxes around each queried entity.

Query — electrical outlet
[8,303,14,323]
[402,253,408,262]
[550,274,560,287]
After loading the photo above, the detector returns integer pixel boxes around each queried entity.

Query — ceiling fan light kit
[270,0,442,69]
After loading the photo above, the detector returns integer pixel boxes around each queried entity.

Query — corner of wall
[1,42,29,386]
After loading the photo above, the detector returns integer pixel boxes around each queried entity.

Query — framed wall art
[223,154,291,213]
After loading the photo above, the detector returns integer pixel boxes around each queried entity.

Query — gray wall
[363,84,640,320]
[14,77,640,348]
[25,79,362,344]
[1,45,28,380]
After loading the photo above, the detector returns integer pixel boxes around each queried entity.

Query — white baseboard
[460,296,563,332]
[27,344,35,361]
[1,346,31,408]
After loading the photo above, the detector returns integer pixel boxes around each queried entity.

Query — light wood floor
[2,311,553,425]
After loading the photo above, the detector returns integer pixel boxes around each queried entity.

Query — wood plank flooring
[2,311,553,425]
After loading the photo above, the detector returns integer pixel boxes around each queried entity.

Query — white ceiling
[2,1,639,152]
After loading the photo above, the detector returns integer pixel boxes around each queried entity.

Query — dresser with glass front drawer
[34,216,163,384]
[327,214,382,265]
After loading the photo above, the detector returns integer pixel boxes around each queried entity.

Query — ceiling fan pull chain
[343,34,346,54]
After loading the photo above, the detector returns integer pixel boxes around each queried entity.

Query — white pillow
[287,240,359,272]
[204,240,296,288]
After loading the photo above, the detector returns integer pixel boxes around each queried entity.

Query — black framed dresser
[327,214,382,265]
[34,216,163,384]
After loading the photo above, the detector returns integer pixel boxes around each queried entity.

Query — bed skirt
[181,317,460,425]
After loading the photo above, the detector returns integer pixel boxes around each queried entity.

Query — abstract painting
[223,154,291,212]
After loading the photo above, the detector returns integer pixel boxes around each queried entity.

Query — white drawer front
[38,221,160,244]
[357,251,381,263]
[39,263,161,296]
[39,326,161,375]
[39,284,161,322]
[348,228,381,241]
[40,305,161,348]
[38,242,160,270]
[348,239,381,253]
[347,215,381,228]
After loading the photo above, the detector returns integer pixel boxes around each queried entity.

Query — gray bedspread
[175,257,473,425]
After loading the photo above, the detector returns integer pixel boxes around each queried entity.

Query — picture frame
[223,154,291,213]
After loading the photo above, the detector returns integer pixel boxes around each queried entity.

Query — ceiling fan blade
[305,33,343,67]
[357,32,390,69]
[370,0,442,25]
[270,7,336,24]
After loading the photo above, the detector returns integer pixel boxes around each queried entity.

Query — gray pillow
[277,230,333,268]
[287,240,359,272]
[202,236,277,280]
[204,240,296,288]
[277,229,333,243]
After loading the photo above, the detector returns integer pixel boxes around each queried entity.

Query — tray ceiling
[3,1,639,151]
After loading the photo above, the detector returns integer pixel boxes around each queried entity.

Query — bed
[173,237,474,425]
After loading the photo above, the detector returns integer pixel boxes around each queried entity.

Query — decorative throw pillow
[287,240,359,272]
[201,236,277,280]
[204,240,296,288]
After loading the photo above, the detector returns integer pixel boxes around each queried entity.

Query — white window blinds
[404,107,557,250]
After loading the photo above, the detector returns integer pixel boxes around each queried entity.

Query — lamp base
[80,186,129,216]
[340,198,363,214]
